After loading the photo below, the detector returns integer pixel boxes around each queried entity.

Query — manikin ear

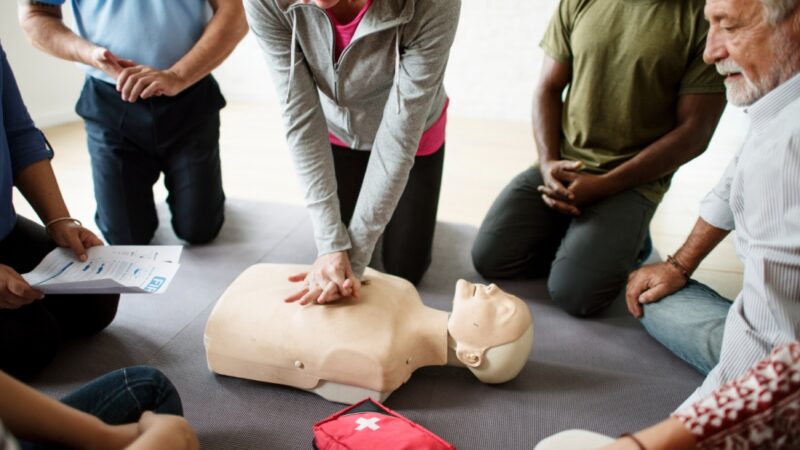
[456,347,484,368]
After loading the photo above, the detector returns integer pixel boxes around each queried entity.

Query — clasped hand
[90,47,188,103]
[284,251,361,305]
[538,160,611,215]
[0,221,102,309]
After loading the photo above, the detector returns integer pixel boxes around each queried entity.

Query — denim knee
[123,365,184,416]
[172,211,224,245]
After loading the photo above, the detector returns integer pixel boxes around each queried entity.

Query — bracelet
[666,254,691,280]
[619,433,647,450]
[45,216,82,233]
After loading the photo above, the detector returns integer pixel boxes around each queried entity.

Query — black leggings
[332,143,444,285]
[0,216,119,380]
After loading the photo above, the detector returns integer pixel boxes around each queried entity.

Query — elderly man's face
[703,0,798,106]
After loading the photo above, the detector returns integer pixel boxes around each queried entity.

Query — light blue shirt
[37,0,210,84]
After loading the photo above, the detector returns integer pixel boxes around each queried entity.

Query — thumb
[66,233,88,262]
[638,283,671,304]
[287,272,308,283]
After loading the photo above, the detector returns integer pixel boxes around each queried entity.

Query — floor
[14,102,746,300]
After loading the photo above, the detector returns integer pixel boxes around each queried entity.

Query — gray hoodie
[245,0,461,276]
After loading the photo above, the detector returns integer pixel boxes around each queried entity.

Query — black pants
[472,167,657,317]
[332,144,444,285]
[76,75,226,245]
[0,216,119,380]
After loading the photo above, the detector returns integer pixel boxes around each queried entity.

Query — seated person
[205,264,534,404]
[0,43,118,380]
[0,365,198,450]
[534,340,800,450]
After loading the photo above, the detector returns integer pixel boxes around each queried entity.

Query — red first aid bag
[312,398,456,450]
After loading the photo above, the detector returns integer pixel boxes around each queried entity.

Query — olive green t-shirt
[540,0,725,204]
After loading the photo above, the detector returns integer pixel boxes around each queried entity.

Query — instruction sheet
[22,246,183,294]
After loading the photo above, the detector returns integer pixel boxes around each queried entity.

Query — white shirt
[681,72,800,408]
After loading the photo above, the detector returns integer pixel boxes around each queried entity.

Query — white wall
[1,0,557,124]
[216,0,556,122]
[0,2,84,128]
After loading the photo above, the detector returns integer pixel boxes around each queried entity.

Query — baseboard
[33,110,80,129]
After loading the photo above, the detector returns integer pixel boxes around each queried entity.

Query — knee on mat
[471,236,507,279]
[66,296,120,337]
[123,365,184,415]
[173,214,224,245]
[547,277,617,317]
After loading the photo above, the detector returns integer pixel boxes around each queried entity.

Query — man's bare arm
[600,93,727,197]
[118,0,248,101]
[18,2,130,79]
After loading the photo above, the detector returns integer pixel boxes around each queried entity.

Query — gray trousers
[472,167,657,316]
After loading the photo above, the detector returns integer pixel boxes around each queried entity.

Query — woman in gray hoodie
[245,0,461,304]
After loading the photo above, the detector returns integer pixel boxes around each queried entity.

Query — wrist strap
[619,433,647,450]
[45,216,82,232]
[667,254,691,279]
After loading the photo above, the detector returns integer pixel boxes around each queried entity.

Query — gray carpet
[29,200,703,449]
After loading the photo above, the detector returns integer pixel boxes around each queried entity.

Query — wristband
[666,254,691,280]
[45,216,82,234]
[619,433,647,450]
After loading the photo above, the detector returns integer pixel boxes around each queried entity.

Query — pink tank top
[326,1,447,156]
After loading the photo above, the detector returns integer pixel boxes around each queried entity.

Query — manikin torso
[205,264,533,403]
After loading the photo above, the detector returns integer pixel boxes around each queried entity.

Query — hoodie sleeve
[244,0,352,257]
[346,0,461,276]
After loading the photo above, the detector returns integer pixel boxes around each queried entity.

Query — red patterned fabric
[672,341,800,449]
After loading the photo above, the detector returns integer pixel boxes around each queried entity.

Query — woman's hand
[0,264,44,309]
[48,220,104,262]
[284,251,361,305]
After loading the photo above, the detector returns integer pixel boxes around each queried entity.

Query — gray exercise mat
[30,200,703,449]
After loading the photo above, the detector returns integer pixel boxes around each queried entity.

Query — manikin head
[448,280,534,384]
[703,0,800,106]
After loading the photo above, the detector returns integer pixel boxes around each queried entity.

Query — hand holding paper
[22,246,183,295]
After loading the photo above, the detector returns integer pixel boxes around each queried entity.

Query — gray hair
[761,0,800,23]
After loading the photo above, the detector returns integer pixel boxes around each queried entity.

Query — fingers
[541,194,580,216]
[140,81,164,99]
[344,267,361,299]
[287,272,309,283]
[81,229,104,248]
[66,232,88,262]
[637,283,673,305]
[297,287,321,306]
[625,272,646,318]
[283,286,308,303]
[5,278,44,307]
[316,281,341,304]
[538,184,573,202]
[552,164,580,183]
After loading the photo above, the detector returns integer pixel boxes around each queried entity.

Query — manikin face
[703,0,800,106]
[448,280,531,366]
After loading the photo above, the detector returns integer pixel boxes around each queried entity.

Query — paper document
[22,246,183,294]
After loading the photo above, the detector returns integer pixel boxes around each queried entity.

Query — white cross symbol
[355,417,381,431]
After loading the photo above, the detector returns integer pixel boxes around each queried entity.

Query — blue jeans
[21,366,182,450]
[640,280,732,375]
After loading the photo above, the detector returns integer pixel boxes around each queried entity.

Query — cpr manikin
[204,264,534,404]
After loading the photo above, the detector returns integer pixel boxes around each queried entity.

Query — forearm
[602,93,726,195]
[0,371,108,449]
[601,418,696,450]
[15,159,70,224]
[600,124,712,195]
[672,218,729,274]
[532,86,564,166]
[18,4,97,66]
[168,0,247,89]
